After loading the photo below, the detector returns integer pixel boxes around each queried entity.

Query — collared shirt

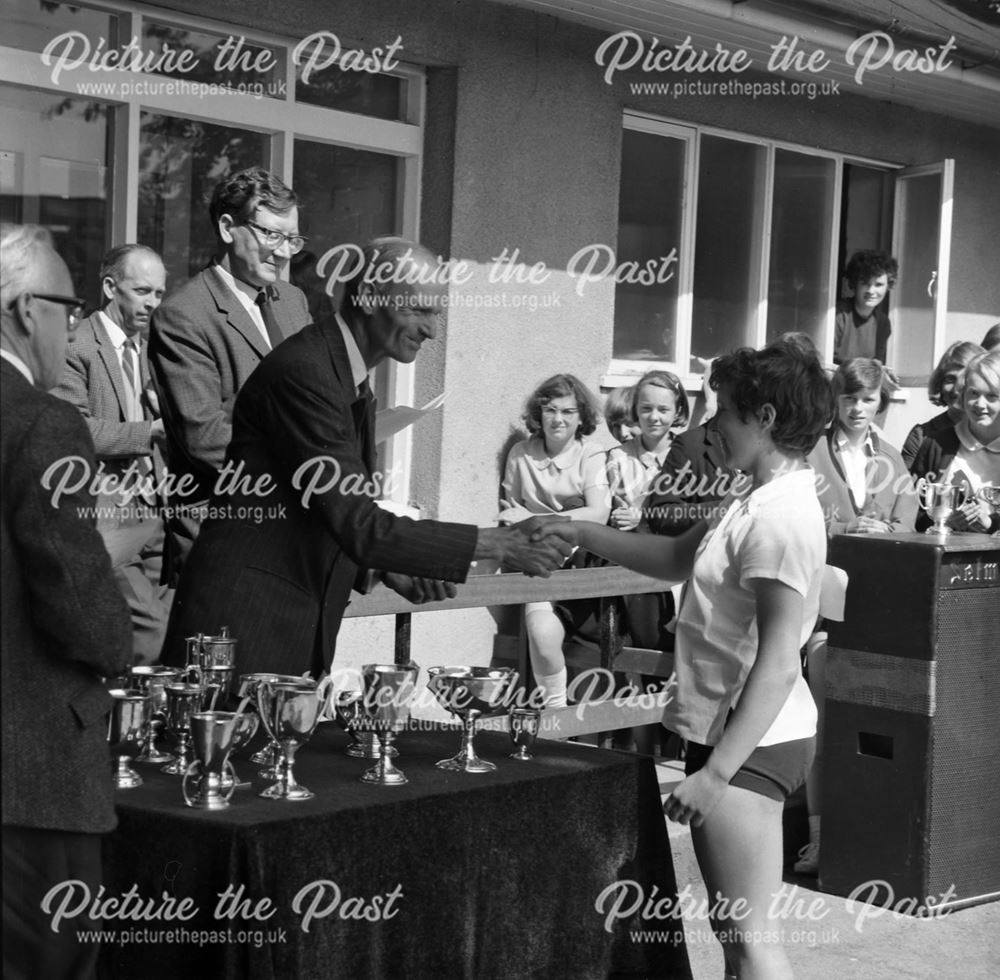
[98,311,144,422]
[214,262,271,349]
[668,467,825,747]
[833,426,876,509]
[500,435,610,519]
[607,436,669,509]
[0,348,33,385]
[945,419,1000,493]
[334,313,371,396]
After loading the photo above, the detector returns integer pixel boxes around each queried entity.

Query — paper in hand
[375,393,446,445]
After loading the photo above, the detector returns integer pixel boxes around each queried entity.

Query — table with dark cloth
[99,724,692,980]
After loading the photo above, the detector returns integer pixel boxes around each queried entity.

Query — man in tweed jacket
[149,168,311,582]
[53,244,172,663]
[1,224,132,979]
[161,238,571,677]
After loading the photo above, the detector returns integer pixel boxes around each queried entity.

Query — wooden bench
[344,566,677,748]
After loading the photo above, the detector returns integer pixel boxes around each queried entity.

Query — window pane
[5,0,115,55]
[766,150,835,346]
[294,37,404,119]
[893,172,942,378]
[692,136,767,360]
[141,21,285,97]
[613,129,683,362]
[0,85,110,310]
[137,113,268,283]
[291,139,401,322]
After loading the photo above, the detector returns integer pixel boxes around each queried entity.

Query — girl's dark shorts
[684,736,816,802]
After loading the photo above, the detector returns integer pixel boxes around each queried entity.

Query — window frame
[0,0,427,510]
[607,110,901,392]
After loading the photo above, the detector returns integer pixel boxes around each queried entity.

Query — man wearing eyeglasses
[1,223,132,979]
[53,244,172,665]
[149,167,311,582]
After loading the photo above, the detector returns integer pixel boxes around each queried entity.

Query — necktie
[122,337,139,403]
[256,286,284,350]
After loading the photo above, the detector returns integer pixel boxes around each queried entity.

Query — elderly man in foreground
[1,223,132,979]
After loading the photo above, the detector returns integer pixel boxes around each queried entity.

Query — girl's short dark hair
[833,358,898,415]
[523,373,600,437]
[710,339,834,456]
[632,370,691,430]
[927,341,984,404]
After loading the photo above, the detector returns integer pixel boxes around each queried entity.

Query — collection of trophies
[107,630,544,811]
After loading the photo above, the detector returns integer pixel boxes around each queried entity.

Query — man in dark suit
[53,244,171,664]
[162,238,571,677]
[1,224,132,979]
[149,167,311,580]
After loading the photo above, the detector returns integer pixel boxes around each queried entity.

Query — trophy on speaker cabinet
[130,665,181,763]
[182,711,241,809]
[108,690,152,788]
[256,679,324,800]
[917,480,967,536]
[429,666,515,773]
[353,663,420,786]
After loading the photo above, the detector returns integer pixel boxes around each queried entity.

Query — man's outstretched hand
[475,518,575,577]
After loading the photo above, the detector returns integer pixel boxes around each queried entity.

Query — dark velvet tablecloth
[100,724,691,980]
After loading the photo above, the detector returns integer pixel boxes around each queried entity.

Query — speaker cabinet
[820,533,1000,913]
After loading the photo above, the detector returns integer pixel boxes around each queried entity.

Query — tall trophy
[161,680,208,775]
[187,628,237,709]
[256,679,324,800]
[918,480,967,535]
[181,711,241,809]
[354,663,420,786]
[428,666,515,773]
[130,665,180,764]
[108,690,152,788]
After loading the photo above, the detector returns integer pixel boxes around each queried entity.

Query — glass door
[890,160,954,384]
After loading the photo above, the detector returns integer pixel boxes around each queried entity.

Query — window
[611,113,895,383]
[0,0,425,508]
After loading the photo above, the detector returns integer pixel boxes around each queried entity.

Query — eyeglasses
[243,219,307,255]
[33,294,86,330]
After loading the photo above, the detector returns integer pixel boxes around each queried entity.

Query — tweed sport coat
[148,265,310,501]
[160,316,477,678]
[1,362,132,833]
[52,314,161,530]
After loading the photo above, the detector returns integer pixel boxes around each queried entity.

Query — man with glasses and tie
[54,244,172,664]
[149,167,311,581]
[1,223,132,979]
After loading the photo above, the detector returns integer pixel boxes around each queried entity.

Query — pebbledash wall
[159,0,1000,686]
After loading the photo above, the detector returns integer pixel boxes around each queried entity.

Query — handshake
[476,517,581,578]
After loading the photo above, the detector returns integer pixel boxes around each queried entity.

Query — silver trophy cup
[508,707,542,761]
[256,680,323,800]
[108,690,152,789]
[181,711,241,809]
[429,666,515,773]
[355,663,420,786]
[332,690,398,760]
[161,681,208,775]
[918,480,967,536]
[129,665,181,764]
